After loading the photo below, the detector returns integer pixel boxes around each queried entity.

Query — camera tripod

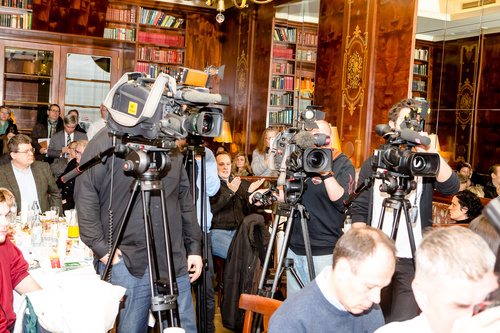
[345,172,419,263]
[256,175,316,299]
[101,142,182,331]
[182,137,210,333]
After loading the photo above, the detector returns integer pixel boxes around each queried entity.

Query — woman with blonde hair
[251,127,278,177]
[232,152,253,176]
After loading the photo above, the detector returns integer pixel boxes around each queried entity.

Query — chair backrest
[239,293,282,333]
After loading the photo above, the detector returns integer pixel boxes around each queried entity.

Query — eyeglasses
[75,150,84,156]
[16,148,35,154]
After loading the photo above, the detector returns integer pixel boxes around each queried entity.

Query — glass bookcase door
[61,47,119,130]
[1,43,59,131]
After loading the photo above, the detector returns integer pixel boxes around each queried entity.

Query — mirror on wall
[269,0,319,128]
[415,0,500,178]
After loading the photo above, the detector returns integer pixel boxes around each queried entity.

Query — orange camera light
[180,69,210,88]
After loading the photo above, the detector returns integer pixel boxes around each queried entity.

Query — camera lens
[201,115,214,134]
[412,155,426,172]
[307,151,325,168]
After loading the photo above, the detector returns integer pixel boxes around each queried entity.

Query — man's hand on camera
[228,177,241,193]
[187,255,203,282]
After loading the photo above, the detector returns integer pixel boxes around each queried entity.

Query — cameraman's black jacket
[351,155,460,232]
[210,177,254,230]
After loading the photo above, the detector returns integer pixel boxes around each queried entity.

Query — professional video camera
[372,99,439,178]
[268,105,332,178]
[104,68,229,141]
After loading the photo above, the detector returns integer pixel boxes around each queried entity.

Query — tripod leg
[390,202,403,240]
[258,213,281,296]
[102,179,141,281]
[297,205,315,281]
[271,207,297,298]
[402,200,417,266]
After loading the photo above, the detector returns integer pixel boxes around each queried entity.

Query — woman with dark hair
[0,105,18,155]
[231,152,253,176]
[448,190,484,224]
[251,127,278,177]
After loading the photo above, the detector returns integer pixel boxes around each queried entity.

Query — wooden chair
[238,293,282,333]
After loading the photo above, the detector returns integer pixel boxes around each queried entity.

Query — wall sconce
[214,120,233,143]
[330,125,342,152]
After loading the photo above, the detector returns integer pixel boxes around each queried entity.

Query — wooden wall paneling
[473,33,500,172]
[315,0,344,132]
[248,4,274,156]
[370,0,416,160]
[338,0,373,169]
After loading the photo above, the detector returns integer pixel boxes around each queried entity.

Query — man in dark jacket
[31,104,64,162]
[74,128,202,333]
[350,98,460,323]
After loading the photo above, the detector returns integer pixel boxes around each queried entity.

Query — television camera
[104,68,228,142]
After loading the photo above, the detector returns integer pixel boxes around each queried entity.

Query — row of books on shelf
[137,47,184,64]
[270,92,293,106]
[271,76,294,90]
[414,48,429,61]
[413,63,427,76]
[0,13,31,29]
[106,6,137,23]
[273,48,294,59]
[103,27,135,41]
[296,49,317,62]
[299,32,318,46]
[137,31,184,47]
[136,62,181,79]
[272,62,294,75]
[268,109,293,125]
[274,27,297,43]
[412,80,426,91]
[2,0,32,9]
[140,8,185,28]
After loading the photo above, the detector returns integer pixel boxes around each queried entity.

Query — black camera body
[373,147,440,178]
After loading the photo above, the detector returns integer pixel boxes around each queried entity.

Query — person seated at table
[58,140,88,211]
[0,134,62,214]
[467,185,485,198]
[448,190,484,224]
[231,152,253,177]
[47,114,87,161]
[210,152,264,259]
[0,187,42,332]
[51,140,77,182]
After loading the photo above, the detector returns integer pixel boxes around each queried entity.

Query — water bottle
[344,214,352,232]
[32,201,40,216]
[31,215,43,247]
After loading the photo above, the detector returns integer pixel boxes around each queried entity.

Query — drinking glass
[50,206,60,223]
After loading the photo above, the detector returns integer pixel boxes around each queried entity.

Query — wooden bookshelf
[267,19,317,128]
[412,40,433,102]
[0,4,32,30]
[104,2,186,79]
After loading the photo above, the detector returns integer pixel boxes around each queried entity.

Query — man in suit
[0,134,62,213]
[31,104,64,162]
[47,114,87,160]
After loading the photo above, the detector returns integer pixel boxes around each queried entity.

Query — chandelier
[205,0,274,23]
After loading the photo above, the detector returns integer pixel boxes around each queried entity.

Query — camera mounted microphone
[294,131,316,149]
[400,129,431,146]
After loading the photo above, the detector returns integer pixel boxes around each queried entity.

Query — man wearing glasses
[31,104,64,163]
[0,134,62,214]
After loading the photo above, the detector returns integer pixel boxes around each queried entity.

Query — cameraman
[350,98,460,323]
[255,120,355,296]
[75,128,203,333]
